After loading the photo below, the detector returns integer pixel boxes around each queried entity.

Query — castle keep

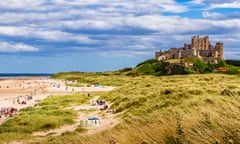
[155,35,224,63]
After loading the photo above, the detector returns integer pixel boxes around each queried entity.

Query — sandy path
[33,102,120,137]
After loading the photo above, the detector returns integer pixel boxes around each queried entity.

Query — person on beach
[17,97,20,104]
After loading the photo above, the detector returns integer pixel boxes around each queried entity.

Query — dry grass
[0,73,239,143]
[25,73,240,144]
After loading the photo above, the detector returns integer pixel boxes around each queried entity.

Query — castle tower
[203,36,209,50]
[191,35,209,50]
[191,36,198,49]
[216,42,224,60]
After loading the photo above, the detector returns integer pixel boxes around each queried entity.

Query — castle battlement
[155,35,224,64]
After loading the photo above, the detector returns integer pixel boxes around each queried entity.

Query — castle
[155,35,224,64]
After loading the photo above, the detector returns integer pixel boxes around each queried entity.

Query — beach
[0,76,115,124]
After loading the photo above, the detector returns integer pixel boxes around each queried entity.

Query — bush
[136,59,158,67]
[136,63,155,75]
[119,67,133,72]
[214,60,226,68]
[225,67,240,75]
[152,62,166,72]
[193,59,208,73]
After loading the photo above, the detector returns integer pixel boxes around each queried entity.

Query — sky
[0,0,239,73]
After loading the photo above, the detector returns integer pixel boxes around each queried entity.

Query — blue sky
[0,0,239,73]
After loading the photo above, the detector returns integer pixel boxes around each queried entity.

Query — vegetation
[1,73,240,144]
[225,60,240,66]
[1,58,240,143]
[124,58,240,76]
[0,93,92,143]
[52,58,240,79]
[31,73,240,144]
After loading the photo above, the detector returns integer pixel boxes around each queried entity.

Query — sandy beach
[0,76,115,124]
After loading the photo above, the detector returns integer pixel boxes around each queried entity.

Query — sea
[0,73,53,78]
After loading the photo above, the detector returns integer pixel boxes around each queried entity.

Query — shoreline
[0,76,50,80]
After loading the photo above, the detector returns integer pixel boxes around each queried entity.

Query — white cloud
[0,0,45,10]
[203,0,236,4]
[0,41,38,52]
[202,11,240,20]
[202,11,224,19]
[189,0,205,4]
[0,26,94,44]
[207,1,240,9]
[0,0,238,59]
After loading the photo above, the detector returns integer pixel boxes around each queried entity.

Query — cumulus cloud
[0,41,38,52]
[202,11,240,19]
[203,0,236,4]
[0,0,238,59]
[0,26,94,44]
[207,1,240,9]
[0,0,45,11]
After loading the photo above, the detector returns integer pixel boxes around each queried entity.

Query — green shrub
[152,62,165,72]
[136,59,158,67]
[193,59,208,73]
[214,60,226,68]
[225,67,240,74]
[119,67,133,72]
[136,63,155,75]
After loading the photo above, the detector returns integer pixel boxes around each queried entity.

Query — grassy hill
[38,74,240,143]
[1,73,239,143]
[121,58,240,76]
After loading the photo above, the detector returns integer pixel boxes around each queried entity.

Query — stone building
[155,35,224,63]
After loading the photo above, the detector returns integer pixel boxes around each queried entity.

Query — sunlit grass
[0,93,93,143]
[30,73,240,144]
[1,73,240,143]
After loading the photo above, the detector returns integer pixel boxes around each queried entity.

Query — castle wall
[198,50,216,57]
[180,49,194,58]
[155,35,224,64]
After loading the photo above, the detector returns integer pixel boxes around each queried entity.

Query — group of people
[14,95,33,105]
[90,99,115,112]
[91,99,106,106]
[0,107,18,118]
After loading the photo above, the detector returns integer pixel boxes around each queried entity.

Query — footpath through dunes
[33,99,120,137]
[0,77,115,125]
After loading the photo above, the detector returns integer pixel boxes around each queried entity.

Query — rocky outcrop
[164,63,186,75]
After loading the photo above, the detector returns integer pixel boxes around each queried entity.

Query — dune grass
[0,73,239,143]
[27,73,240,144]
[52,72,135,86]
[0,93,93,143]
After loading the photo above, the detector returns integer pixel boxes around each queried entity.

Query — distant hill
[225,60,240,66]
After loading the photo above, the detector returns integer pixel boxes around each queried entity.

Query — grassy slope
[31,73,240,144]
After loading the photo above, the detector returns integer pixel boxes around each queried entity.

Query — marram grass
[0,93,92,143]
[2,73,240,144]
[31,73,240,144]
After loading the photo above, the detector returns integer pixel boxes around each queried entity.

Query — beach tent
[87,117,100,127]
[80,117,100,127]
